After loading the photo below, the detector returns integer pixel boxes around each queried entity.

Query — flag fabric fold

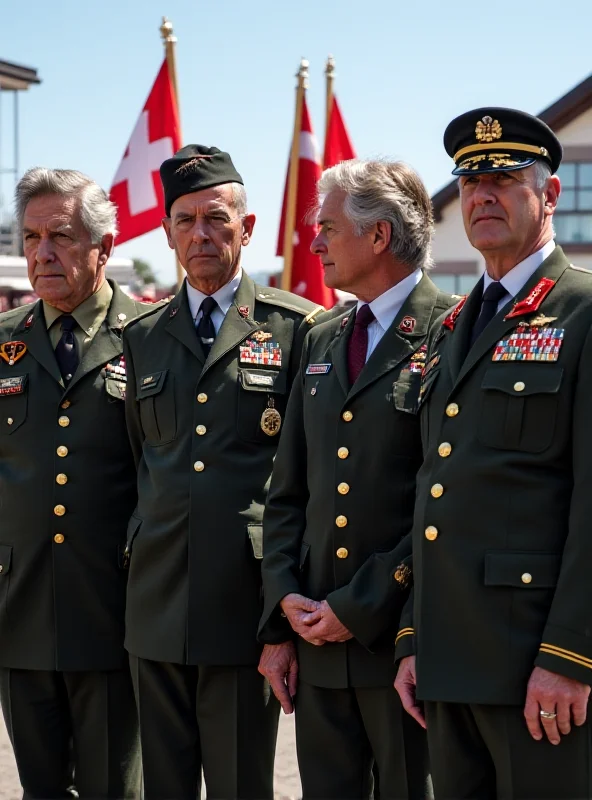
[323,95,356,169]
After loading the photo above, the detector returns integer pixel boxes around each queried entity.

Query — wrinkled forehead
[317,188,347,220]
[23,193,81,230]
[170,184,237,217]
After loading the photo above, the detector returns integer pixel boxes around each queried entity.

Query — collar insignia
[443,296,468,331]
[504,278,556,320]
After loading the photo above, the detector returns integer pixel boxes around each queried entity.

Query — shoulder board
[254,286,318,317]
[303,305,326,325]
[0,302,36,326]
[569,264,592,274]
[123,301,168,331]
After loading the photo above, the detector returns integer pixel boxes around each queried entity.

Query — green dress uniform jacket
[123,273,321,666]
[259,273,454,688]
[0,281,153,671]
[394,246,592,704]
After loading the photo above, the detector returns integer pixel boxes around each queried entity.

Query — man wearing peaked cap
[392,106,592,797]
[122,144,325,798]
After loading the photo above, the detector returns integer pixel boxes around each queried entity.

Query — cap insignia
[475,116,502,143]
[174,155,214,176]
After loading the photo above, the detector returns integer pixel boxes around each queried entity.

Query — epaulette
[569,264,592,274]
[0,302,36,326]
[254,286,318,317]
[123,301,169,331]
[303,305,326,325]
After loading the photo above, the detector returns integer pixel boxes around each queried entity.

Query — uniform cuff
[394,628,415,662]
[535,624,592,686]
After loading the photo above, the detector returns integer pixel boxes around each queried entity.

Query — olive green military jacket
[258,274,455,689]
[392,246,592,705]
[123,273,321,667]
[0,281,153,671]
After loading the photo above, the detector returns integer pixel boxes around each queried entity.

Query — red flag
[323,95,356,168]
[277,98,335,308]
[110,60,181,245]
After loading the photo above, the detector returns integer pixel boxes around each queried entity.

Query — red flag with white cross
[110,59,181,245]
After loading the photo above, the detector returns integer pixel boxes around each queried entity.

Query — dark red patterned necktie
[347,304,375,385]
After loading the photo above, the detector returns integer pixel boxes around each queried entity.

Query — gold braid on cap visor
[454,141,550,162]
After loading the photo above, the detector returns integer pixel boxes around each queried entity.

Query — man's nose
[191,218,211,243]
[310,231,326,255]
[473,181,496,205]
[36,237,56,263]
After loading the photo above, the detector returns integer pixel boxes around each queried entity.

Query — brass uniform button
[195,425,207,435]
[61,400,71,410]
[514,381,525,392]
[57,446,68,458]
[56,473,68,486]
[6,418,13,426]
[446,403,459,417]
[337,447,349,460]
[425,526,439,541]
[197,393,208,403]
[342,410,353,422]
[337,482,350,495]
[193,461,205,472]
[53,533,65,544]
[438,442,452,458]
[336,547,349,559]
[431,483,444,498]
[521,572,532,584]
[58,416,70,428]
[336,515,348,528]
[54,505,66,517]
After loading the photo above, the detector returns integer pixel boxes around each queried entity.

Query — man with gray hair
[258,158,455,798]
[0,167,155,798]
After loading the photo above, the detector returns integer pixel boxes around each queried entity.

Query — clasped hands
[280,592,353,645]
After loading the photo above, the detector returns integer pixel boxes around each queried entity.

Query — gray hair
[15,167,118,243]
[533,160,552,190]
[231,183,248,216]
[317,159,434,271]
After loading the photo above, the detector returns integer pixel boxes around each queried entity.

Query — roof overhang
[0,59,41,91]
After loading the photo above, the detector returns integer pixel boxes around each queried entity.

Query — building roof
[432,73,592,221]
[0,59,41,91]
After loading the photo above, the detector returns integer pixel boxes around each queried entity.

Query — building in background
[430,73,592,294]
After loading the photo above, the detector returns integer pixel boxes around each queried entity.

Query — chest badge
[0,341,27,366]
[260,397,282,437]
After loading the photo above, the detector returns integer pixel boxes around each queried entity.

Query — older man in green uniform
[123,145,323,799]
[258,159,455,799]
[0,168,153,798]
[393,109,592,798]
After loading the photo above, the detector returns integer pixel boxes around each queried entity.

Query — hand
[394,656,426,729]
[300,600,354,645]
[258,642,298,714]
[524,666,590,745]
[280,593,322,638]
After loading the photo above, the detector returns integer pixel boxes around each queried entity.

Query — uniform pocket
[105,377,126,402]
[236,368,288,444]
[393,370,422,415]
[478,365,562,453]
[484,551,561,589]
[137,370,176,445]
[0,375,28,435]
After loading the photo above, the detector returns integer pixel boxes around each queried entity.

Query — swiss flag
[110,60,181,245]
[323,95,356,168]
[277,98,335,308]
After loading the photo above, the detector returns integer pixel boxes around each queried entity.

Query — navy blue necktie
[470,282,508,347]
[55,315,79,384]
[196,297,218,357]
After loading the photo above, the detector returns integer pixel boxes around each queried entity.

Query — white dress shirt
[186,268,243,334]
[482,240,556,313]
[357,268,423,360]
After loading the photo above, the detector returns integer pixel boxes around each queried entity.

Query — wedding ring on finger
[539,709,557,720]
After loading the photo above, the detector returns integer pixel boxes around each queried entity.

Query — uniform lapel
[453,247,570,390]
[445,278,483,384]
[11,301,62,384]
[329,310,355,396]
[201,274,259,377]
[348,274,439,402]
[165,282,206,364]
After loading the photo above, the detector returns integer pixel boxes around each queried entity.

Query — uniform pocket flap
[484,551,561,588]
[105,377,126,401]
[299,541,311,569]
[247,523,263,559]
[482,365,563,396]
[0,545,12,576]
[239,368,287,394]
[136,370,168,399]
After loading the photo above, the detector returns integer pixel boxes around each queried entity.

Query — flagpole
[160,17,184,290]
[324,55,335,169]
[281,58,308,292]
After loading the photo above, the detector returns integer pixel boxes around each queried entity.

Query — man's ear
[162,218,174,250]
[98,233,115,266]
[544,175,561,216]
[373,220,392,255]
[241,213,256,246]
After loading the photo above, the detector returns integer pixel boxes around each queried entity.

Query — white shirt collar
[483,240,556,299]
[357,268,423,331]
[186,268,243,321]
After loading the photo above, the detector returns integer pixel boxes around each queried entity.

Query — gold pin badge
[394,563,412,588]
[252,330,273,342]
[475,116,502,142]
[0,341,27,366]
[260,397,282,437]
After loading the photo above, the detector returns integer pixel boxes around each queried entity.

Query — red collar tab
[504,278,556,320]
[443,296,467,331]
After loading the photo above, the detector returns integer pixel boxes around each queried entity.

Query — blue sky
[2,0,591,285]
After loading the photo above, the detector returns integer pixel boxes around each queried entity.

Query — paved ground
[0,711,302,799]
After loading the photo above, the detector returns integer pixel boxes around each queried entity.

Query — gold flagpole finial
[160,16,177,43]
[324,55,335,168]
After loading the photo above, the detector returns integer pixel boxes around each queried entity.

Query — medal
[260,397,282,437]
[0,341,27,366]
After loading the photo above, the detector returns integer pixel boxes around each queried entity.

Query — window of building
[555,162,592,245]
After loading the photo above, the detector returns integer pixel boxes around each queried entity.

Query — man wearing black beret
[393,108,592,797]
[121,144,325,799]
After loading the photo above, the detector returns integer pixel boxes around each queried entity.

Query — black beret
[444,107,562,176]
[160,144,243,216]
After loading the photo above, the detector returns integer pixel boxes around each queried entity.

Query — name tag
[0,375,26,396]
[243,371,275,387]
[306,363,332,375]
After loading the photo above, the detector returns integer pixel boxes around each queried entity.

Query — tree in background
[133,258,159,287]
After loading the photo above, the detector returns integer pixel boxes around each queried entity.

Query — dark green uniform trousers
[295,682,430,800]
[425,701,592,799]
[0,667,140,799]
[130,656,280,799]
